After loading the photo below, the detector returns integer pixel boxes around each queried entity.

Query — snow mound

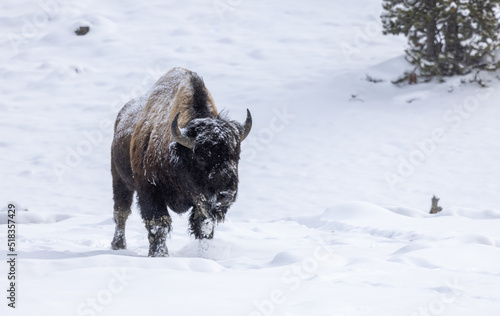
[0,202,28,213]
[386,206,430,218]
[435,207,500,219]
[176,239,232,261]
[456,233,498,247]
[268,251,302,267]
[367,55,411,80]
[291,201,425,241]
[391,242,430,256]
[321,201,403,221]
[390,244,500,273]
[0,203,71,224]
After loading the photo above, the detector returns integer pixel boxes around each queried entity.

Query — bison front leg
[145,220,171,257]
[190,214,215,239]
[189,202,215,240]
[137,187,172,257]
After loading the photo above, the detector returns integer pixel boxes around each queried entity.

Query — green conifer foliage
[381,0,500,79]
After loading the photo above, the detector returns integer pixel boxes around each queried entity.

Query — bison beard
[110,67,251,257]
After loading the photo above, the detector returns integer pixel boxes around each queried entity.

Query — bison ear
[240,109,252,142]
[171,113,195,150]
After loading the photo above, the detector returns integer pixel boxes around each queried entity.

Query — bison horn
[171,113,195,150]
[240,109,252,141]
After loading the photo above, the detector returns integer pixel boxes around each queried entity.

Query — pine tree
[381,0,500,80]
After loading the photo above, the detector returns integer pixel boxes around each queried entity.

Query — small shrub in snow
[430,195,443,214]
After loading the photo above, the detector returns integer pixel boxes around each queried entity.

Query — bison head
[170,110,252,220]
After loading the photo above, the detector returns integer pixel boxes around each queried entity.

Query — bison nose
[217,191,235,206]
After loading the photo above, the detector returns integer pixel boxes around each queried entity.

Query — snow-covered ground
[1,0,499,315]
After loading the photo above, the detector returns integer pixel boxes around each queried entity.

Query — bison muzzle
[110,67,252,257]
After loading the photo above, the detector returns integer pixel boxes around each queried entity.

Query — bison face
[171,110,252,217]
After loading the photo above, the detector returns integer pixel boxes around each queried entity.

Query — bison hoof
[148,239,169,257]
[148,247,169,257]
[111,236,127,250]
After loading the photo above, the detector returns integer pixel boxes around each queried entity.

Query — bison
[110,67,252,257]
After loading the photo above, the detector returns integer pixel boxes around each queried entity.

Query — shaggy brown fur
[129,68,218,187]
[110,67,251,257]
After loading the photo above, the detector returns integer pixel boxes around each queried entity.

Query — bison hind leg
[111,208,131,250]
[111,163,134,251]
